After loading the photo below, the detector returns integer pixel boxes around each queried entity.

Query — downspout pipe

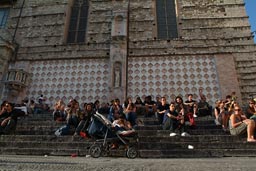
[125,0,130,98]
[11,0,25,61]
[12,0,25,43]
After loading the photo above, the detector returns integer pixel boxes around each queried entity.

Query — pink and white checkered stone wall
[26,59,110,106]
[26,55,221,106]
[127,55,221,104]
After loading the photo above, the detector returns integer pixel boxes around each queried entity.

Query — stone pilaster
[108,0,129,102]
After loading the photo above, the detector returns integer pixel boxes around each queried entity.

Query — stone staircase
[0,113,255,158]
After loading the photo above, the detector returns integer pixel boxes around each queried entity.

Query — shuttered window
[0,8,9,29]
[156,0,178,39]
[67,0,89,44]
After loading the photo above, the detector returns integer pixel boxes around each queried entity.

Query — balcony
[5,69,30,91]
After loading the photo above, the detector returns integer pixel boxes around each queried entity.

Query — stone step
[141,119,216,126]
[137,129,228,136]
[139,149,256,158]
[17,120,217,128]
[0,141,93,149]
[2,113,253,158]
[0,147,88,156]
[0,147,133,158]
[12,128,227,136]
[0,135,74,142]
[19,114,215,124]
[2,147,255,158]
[136,125,221,130]
[0,134,240,144]
[139,142,256,150]
[15,124,221,133]
[139,135,242,143]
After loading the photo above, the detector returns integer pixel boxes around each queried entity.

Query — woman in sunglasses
[229,105,256,142]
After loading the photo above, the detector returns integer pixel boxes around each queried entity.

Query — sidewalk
[0,155,256,171]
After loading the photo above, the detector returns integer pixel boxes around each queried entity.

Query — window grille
[67,0,89,43]
[156,0,178,39]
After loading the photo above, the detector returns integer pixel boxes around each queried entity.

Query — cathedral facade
[0,0,255,106]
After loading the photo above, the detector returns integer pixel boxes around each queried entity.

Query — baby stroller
[88,112,138,159]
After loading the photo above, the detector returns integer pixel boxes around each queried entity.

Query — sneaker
[169,132,177,137]
[193,114,198,118]
[181,132,190,137]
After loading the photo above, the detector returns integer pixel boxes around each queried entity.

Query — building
[0,0,255,106]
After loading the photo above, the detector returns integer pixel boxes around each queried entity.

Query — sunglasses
[234,109,241,111]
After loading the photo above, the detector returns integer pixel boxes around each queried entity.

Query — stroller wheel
[89,144,102,158]
[126,146,138,159]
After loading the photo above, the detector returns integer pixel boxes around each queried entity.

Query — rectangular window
[67,0,89,44]
[0,8,9,29]
[156,0,178,39]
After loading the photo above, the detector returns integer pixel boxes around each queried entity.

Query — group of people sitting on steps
[213,92,256,142]
[1,88,256,143]
[52,88,213,138]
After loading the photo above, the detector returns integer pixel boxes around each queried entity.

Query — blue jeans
[126,112,137,127]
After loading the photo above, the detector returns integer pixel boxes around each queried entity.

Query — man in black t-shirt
[0,102,25,134]
[156,97,169,125]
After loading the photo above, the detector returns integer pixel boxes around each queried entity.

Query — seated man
[246,100,256,120]
[156,97,169,125]
[144,95,156,117]
[184,94,198,118]
[134,96,145,116]
[0,102,25,135]
[163,102,189,137]
[197,95,212,117]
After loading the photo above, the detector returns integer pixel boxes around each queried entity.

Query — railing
[5,69,30,90]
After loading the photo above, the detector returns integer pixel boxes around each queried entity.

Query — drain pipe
[11,0,25,61]
[12,0,25,42]
[125,0,130,98]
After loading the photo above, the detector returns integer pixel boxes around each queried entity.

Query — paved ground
[0,155,256,171]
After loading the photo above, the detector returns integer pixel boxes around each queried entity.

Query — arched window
[156,0,178,39]
[67,0,89,43]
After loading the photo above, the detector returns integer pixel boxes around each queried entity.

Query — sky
[244,0,256,43]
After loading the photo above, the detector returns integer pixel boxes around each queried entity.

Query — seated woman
[111,116,134,149]
[53,100,66,122]
[229,105,256,142]
[175,96,196,128]
[214,100,230,131]
[74,103,95,137]
[108,98,123,122]
[113,115,133,134]
[123,97,137,127]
